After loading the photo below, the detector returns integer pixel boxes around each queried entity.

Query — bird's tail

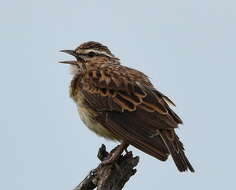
[160,130,195,172]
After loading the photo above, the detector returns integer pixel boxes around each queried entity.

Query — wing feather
[83,65,179,121]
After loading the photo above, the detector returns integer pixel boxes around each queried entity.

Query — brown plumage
[60,41,194,172]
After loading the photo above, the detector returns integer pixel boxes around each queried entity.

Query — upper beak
[60,49,78,57]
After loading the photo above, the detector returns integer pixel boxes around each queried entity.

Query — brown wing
[81,64,194,172]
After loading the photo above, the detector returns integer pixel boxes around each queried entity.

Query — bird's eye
[88,51,96,57]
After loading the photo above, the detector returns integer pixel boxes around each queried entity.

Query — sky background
[0,0,236,189]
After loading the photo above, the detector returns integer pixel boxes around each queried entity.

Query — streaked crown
[75,41,115,58]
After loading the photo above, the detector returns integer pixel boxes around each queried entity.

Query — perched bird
[60,41,194,172]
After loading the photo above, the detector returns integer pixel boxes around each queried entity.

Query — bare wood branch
[73,144,139,190]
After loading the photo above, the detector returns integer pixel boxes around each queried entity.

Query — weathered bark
[74,144,139,190]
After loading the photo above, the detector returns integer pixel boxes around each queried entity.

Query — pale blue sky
[0,0,235,189]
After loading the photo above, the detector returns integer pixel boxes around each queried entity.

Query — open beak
[59,50,78,65]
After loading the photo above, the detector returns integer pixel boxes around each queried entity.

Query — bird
[59,41,194,172]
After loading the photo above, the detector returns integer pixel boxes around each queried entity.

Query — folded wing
[80,64,194,172]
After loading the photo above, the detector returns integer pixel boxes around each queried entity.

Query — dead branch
[73,144,139,190]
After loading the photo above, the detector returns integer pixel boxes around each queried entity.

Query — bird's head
[59,41,119,72]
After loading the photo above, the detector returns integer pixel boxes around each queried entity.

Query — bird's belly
[77,106,118,141]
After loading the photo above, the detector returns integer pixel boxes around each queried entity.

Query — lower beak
[58,60,77,65]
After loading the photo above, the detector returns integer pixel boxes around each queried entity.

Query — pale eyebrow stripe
[79,49,113,58]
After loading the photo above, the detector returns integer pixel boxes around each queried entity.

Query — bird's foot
[100,142,129,166]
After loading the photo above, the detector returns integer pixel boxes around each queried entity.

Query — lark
[60,41,194,172]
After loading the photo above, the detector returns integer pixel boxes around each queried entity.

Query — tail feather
[161,130,195,172]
